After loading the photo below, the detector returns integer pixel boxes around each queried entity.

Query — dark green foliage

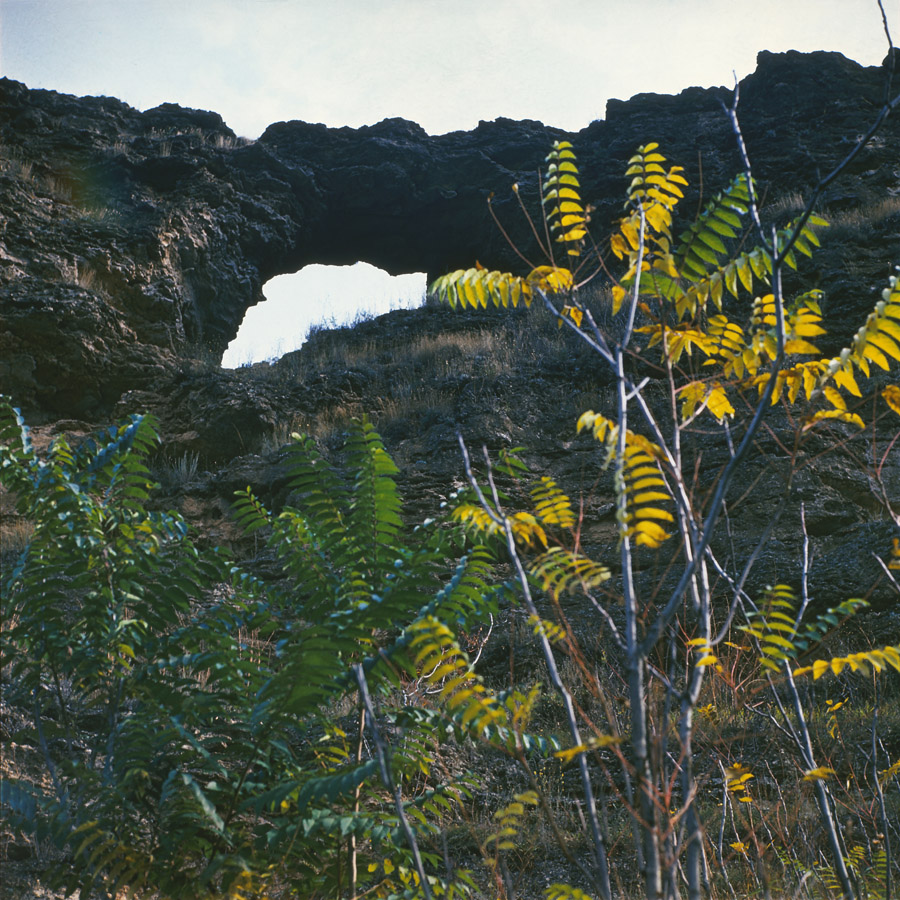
[675,174,751,279]
[1,401,498,899]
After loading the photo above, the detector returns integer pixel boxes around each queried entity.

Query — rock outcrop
[2,49,899,419]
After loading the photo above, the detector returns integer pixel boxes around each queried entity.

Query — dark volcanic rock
[1,50,899,418]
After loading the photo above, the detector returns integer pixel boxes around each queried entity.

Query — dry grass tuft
[151,451,201,492]
[827,195,900,230]
[764,191,807,221]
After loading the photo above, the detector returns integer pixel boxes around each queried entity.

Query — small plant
[151,448,201,490]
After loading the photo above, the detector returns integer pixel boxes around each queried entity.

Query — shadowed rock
[1,49,898,418]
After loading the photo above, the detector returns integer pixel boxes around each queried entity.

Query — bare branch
[354,664,434,900]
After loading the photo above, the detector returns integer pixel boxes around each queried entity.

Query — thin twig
[353,663,433,900]
[871,685,893,900]
[456,434,612,900]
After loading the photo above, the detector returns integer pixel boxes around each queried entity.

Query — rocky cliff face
[1,48,899,613]
[2,49,898,419]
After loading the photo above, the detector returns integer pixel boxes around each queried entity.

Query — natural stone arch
[2,50,898,416]
[222,263,427,366]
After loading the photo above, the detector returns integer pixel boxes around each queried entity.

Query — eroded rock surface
[2,49,899,418]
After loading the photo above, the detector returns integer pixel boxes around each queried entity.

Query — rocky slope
[1,48,900,899]
[0,50,898,597]
[2,49,899,420]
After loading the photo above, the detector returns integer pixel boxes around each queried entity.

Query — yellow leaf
[813,659,830,679]
[823,386,847,410]
[653,253,680,278]
[629,520,670,548]
[787,370,803,404]
[707,385,735,421]
[804,409,865,430]
[560,305,583,328]
[724,763,753,790]
[870,332,900,362]
[530,265,574,293]
[560,213,585,227]
[645,202,671,233]
[555,744,588,764]
[832,365,861,396]
[612,285,627,314]
[784,339,820,356]
[630,506,675,523]
[763,633,798,650]
[621,219,641,250]
[554,735,619,763]
[863,341,891,370]
[803,767,836,782]
[882,645,900,670]
[884,384,900,416]
[427,663,464,682]
[631,490,673,505]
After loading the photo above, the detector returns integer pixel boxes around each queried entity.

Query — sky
[2,0,896,363]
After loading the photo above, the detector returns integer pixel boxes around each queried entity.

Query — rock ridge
[1,49,898,418]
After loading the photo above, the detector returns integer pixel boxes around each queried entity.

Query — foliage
[0,404,507,899]
[4,73,900,900]
[431,124,900,900]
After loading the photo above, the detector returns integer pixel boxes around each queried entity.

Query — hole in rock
[221,262,427,367]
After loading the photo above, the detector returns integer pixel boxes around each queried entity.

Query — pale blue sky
[1,0,895,362]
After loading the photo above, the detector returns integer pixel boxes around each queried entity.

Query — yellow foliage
[409,617,508,738]
[678,380,735,422]
[527,614,566,643]
[724,762,754,794]
[802,767,836,782]
[879,757,900,786]
[884,383,900,416]
[554,734,621,765]
[794,645,900,679]
[531,546,611,599]
[890,537,900,571]
[531,476,577,529]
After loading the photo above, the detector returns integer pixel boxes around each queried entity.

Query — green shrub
[0,402,501,899]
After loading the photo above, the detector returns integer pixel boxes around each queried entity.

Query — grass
[150,450,201,492]
[244,287,618,448]
[0,151,33,181]
[0,518,32,578]
[764,190,807,223]
[256,416,310,455]
[763,189,900,235]
[64,260,98,290]
[826,195,900,232]
[0,485,31,578]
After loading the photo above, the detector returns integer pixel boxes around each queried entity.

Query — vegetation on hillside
[3,42,900,900]
[429,115,900,898]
